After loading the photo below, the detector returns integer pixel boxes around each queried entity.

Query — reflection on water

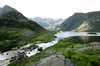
[70,36,100,44]
[27,31,100,56]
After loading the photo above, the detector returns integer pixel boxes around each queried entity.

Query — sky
[0,0,100,19]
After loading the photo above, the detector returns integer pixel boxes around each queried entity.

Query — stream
[0,31,100,66]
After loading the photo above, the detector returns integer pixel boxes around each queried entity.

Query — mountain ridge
[0,5,50,53]
[29,17,64,30]
[0,5,18,16]
[60,11,100,32]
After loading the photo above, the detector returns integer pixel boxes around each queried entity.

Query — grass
[87,32,96,34]
[81,49,100,55]
[8,38,100,66]
[75,44,92,48]
[0,27,56,52]
[72,28,88,31]
[62,49,76,59]
[0,30,22,52]
[85,44,92,47]
[49,38,80,50]
[33,32,56,42]
[72,54,100,66]
[63,49,100,66]
[8,51,46,66]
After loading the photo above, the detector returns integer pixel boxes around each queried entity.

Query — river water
[0,31,100,66]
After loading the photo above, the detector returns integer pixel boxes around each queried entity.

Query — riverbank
[0,31,56,66]
[8,37,100,66]
[1,31,100,66]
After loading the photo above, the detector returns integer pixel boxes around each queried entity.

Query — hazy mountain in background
[60,11,100,32]
[29,17,64,30]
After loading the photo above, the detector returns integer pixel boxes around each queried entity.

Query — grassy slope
[0,11,56,52]
[0,26,55,52]
[8,38,100,66]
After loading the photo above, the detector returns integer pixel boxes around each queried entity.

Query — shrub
[82,49,100,55]
[62,49,76,59]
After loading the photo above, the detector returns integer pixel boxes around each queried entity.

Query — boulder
[32,55,74,66]
[37,47,43,51]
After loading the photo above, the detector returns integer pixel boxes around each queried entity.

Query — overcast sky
[0,0,100,19]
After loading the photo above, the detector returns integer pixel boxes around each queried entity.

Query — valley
[7,31,100,66]
[0,4,100,66]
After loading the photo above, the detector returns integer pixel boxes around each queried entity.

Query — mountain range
[1,5,100,66]
[29,17,64,30]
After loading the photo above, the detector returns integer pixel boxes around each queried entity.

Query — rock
[35,41,42,44]
[70,45,74,48]
[5,40,10,43]
[19,41,27,46]
[37,47,43,51]
[6,53,8,55]
[32,55,74,66]
[36,45,39,48]
[0,51,1,54]
[10,52,27,62]
[21,30,34,39]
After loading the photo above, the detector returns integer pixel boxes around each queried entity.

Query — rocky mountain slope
[0,5,17,16]
[29,17,64,30]
[60,11,100,32]
[0,5,53,53]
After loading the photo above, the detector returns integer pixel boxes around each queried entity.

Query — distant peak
[74,12,85,15]
[3,5,15,10]
[3,5,9,7]
[0,5,18,16]
[3,5,11,8]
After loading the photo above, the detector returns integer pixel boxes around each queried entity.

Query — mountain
[60,11,100,32]
[0,5,17,16]
[48,20,64,31]
[29,17,64,30]
[0,5,49,52]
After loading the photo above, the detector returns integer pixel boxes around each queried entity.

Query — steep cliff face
[60,11,100,32]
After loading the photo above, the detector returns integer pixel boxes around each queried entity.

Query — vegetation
[62,49,76,59]
[0,11,56,52]
[0,30,22,52]
[25,44,37,50]
[87,32,96,34]
[0,28,55,52]
[8,37,100,66]
[63,49,100,66]
[2,6,100,66]
[8,47,50,66]
[60,11,100,32]
[33,32,56,43]
[49,38,80,50]
[8,38,80,66]
[72,28,88,32]
[81,49,100,55]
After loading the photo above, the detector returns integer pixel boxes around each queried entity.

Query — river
[0,31,100,66]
